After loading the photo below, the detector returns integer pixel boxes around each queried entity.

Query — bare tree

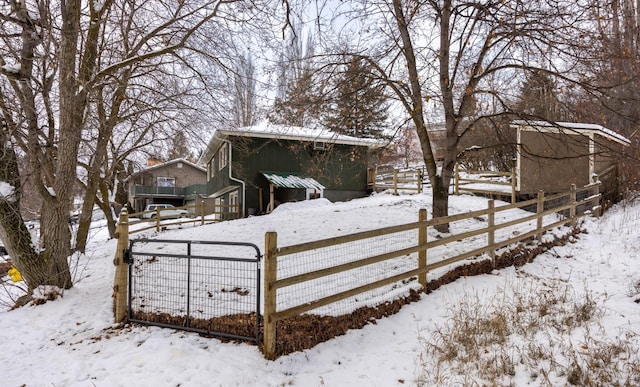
[317,0,590,231]
[0,0,282,296]
[569,0,640,135]
[232,52,258,128]
[269,23,322,127]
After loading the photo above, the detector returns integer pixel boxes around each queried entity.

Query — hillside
[0,192,639,386]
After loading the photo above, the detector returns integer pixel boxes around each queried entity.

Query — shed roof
[261,172,325,191]
[511,120,631,146]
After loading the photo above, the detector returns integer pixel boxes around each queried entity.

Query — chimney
[147,157,162,167]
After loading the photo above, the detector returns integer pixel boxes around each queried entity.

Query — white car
[142,204,188,219]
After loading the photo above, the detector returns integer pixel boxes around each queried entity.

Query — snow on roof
[217,122,385,148]
[511,120,631,146]
[125,158,205,182]
[198,122,386,165]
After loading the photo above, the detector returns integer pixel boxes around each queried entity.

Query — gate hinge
[123,249,133,264]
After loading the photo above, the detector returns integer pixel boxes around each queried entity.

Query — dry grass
[415,273,640,386]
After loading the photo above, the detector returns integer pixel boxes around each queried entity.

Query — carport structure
[261,171,325,213]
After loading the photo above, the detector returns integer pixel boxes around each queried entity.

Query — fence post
[417,169,422,194]
[487,200,496,267]
[393,169,398,195]
[593,180,602,217]
[569,183,577,221]
[418,209,427,292]
[510,169,516,204]
[113,209,129,323]
[454,164,459,195]
[200,201,205,226]
[155,206,160,232]
[536,190,544,240]
[263,231,278,359]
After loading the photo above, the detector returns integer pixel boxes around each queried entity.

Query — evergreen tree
[515,70,566,121]
[323,57,388,138]
[271,67,320,127]
[168,131,193,161]
[268,27,321,127]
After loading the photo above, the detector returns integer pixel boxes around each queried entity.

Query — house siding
[204,136,374,215]
[127,160,207,212]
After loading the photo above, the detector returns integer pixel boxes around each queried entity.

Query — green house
[199,124,383,216]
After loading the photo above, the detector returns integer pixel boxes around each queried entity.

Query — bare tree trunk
[392,0,450,231]
[98,181,118,238]
[0,121,42,292]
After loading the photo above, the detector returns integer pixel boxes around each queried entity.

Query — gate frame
[124,238,262,342]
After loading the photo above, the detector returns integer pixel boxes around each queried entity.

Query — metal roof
[511,120,631,146]
[198,122,385,166]
[261,172,325,191]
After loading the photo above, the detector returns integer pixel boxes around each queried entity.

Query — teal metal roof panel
[261,172,325,190]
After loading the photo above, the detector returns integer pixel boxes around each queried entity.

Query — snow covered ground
[0,191,639,386]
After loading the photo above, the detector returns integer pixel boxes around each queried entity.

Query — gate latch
[123,249,133,264]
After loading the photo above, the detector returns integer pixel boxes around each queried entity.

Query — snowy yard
[0,191,639,386]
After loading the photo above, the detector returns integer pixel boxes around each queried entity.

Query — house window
[219,143,228,170]
[157,177,175,187]
[313,141,326,150]
[209,158,216,179]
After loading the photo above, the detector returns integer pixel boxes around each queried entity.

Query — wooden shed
[512,121,630,196]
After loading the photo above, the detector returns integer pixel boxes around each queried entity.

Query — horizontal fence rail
[262,182,600,358]
[454,164,517,203]
[126,203,241,235]
[372,167,424,195]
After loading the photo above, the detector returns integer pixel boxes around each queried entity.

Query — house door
[214,197,222,219]
[229,191,239,218]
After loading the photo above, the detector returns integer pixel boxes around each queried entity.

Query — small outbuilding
[511,121,630,197]
[198,123,383,217]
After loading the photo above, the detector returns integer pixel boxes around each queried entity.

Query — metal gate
[125,239,262,342]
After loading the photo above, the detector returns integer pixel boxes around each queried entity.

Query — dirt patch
[130,311,260,340]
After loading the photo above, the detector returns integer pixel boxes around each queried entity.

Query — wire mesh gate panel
[125,239,262,342]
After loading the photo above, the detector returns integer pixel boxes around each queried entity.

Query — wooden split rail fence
[124,202,241,235]
[262,182,600,358]
[372,167,424,195]
[112,181,601,359]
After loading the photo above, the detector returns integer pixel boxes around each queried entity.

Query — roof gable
[126,158,206,181]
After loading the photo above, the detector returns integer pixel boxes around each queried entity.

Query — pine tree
[271,67,319,127]
[323,57,388,138]
[168,131,193,161]
[515,70,565,121]
[268,27,321,127]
